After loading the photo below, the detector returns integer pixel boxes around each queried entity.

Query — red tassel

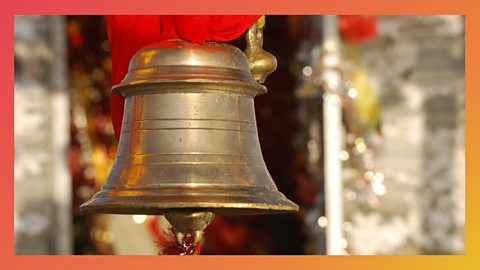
[146,216,201,255]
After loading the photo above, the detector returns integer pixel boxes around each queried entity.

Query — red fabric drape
[107,15,261,138]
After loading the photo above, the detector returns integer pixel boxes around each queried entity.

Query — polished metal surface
[114,39,266,96]
[80,39,298,216]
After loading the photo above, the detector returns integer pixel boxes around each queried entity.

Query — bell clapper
[164,210,215,255]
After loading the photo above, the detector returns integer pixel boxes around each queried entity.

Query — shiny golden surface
[80,39,298,216]
[114,39,266,96]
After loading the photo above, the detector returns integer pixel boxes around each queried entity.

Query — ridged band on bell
[80,39,299,215]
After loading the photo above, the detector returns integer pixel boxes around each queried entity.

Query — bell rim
[80,202,299,215]
[80,186,299,215]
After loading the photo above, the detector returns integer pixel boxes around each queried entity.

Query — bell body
[81,39,298,215]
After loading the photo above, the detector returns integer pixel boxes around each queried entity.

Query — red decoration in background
[107,15,261,138]
[338,15,378,43]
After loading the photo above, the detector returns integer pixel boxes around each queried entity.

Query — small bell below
[80,39,298,247]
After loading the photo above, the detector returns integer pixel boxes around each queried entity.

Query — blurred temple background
[14,15,464,255]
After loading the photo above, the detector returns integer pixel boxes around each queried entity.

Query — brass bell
[80,38,298,245]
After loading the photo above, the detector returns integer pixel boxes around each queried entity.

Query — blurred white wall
[14,15,72,254]
[346,15,464,254]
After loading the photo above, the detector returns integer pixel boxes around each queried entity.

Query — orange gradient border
[1,0,478,269]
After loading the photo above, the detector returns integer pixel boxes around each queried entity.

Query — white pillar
[322,15,345,255]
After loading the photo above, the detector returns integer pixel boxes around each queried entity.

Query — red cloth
[107,15,261,138]
[338,15,378,44]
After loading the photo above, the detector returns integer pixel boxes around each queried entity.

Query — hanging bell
[80,38,298,244]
